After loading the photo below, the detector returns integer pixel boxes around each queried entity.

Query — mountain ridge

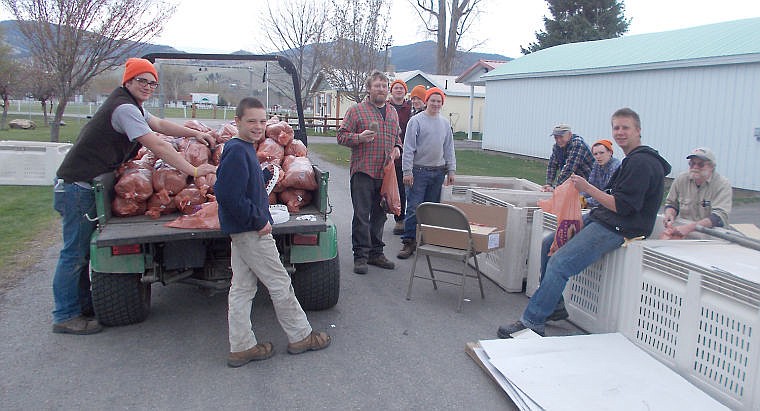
[0,20,512,74]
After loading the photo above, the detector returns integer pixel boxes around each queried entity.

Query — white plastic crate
[620,240,760,411]
[466,188,551,292]
[525,210,555,297]
[527,211,667,297]
[441,175,542,202]
[525,210,669,333]
[0,140,72,185]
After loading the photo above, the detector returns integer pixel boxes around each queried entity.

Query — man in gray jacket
[397,87,456,259]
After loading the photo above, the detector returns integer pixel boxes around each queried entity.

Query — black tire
[91,271,151,326]
[292,254,340,311]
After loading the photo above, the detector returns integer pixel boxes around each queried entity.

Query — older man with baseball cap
[543,123,594,192]
[663,147,732,237]
[51,58,217,335]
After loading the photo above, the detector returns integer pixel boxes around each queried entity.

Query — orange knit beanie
[593,139,614,154]
[424,87,445,104]
[390,79,408,93]
[122,58,158,85]
[410,85,426,101]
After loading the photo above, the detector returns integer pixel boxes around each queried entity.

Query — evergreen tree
[522,0,630,54]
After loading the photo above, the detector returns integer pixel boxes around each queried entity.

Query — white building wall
[483,62,760,190]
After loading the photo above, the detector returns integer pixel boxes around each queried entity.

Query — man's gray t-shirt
[401,111,456,175]
[112,104,153,141]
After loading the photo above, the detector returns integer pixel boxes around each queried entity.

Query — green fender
[89,232,145,274]
[289,218,338,264]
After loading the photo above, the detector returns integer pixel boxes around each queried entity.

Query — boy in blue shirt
[215,97,330,367]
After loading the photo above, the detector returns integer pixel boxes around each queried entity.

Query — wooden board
[733,223,760,241]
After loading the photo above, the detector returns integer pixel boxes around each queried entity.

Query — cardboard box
[419,202,507,252]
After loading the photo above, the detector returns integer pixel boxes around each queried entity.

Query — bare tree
[22,60,57,127]
[1,0,176,141]
[409,0,485,74]
[159,66,193,104]
[323,0,391,103]
[261,0,330,111]
[82,70,121,102]
[0,40,20,130]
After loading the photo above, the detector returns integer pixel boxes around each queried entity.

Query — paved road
[1,149,588,410]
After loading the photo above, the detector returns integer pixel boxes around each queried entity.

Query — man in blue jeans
[498,108,671,337]
[53,58,216,335]
[397,87,456,259]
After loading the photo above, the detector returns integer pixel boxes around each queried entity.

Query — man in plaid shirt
[338,70,402,275]
[543,124,594,192]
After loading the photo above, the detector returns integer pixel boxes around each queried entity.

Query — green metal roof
[484,17,760,80]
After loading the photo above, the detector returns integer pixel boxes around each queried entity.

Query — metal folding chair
[405,202,485,312]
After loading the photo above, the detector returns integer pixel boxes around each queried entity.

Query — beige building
[309,69,490,136]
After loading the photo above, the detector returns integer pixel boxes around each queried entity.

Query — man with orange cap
[388,79,412,235]
[409,85,426,115]
[52,57,217,335]
[397,87,456,259]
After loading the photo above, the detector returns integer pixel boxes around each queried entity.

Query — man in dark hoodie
[498,108,671,338]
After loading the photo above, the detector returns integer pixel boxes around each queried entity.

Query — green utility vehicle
[88,54,339,326]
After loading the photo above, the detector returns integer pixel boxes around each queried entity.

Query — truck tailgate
[95,206,327,247]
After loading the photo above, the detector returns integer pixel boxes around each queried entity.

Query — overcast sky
[3,0,760,58]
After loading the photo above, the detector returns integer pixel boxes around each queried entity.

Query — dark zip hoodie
[589,145,672,238]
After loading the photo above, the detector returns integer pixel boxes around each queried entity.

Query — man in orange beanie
[409,85,426,115]
[397,86,456,259]
[388,79,412,235]
[51,57,218,335]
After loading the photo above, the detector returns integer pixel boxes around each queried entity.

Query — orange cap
[424,87,445,104]
[593,139,613,154]
[410,85,426,101]
[390,79,408,93]
[122,58,158,84]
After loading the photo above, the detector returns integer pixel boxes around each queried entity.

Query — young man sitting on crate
[497,108,672,338]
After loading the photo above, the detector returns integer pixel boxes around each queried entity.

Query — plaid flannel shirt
[337,101,402,179]
[546,134,594,186]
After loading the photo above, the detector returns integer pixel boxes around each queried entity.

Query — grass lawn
[0,186,58,271]
[1,115,85,143]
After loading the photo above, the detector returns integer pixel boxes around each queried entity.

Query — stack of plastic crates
[465,188,550,292]
[619,240,760,410]
[440,175,542,203]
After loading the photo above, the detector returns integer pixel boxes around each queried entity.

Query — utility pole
[263,62,269,112]
[382,40,392,72]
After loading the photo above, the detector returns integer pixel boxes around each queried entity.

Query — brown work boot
[227,342,275,367]
[354,258,368,275]
[367,254,395,269]
[52,315,103,335]
[393,221,405,235]
[287,331,331,355]
[397,240,416,259]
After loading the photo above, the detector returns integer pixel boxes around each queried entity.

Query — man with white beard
[663,147,732,237]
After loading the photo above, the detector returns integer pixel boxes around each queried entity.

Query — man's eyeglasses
[689,160,707,168]
[133,77,159,89]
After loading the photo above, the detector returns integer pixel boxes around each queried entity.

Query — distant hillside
[0,20,181,59]
[390,40,512,73]
[1,20,510,74]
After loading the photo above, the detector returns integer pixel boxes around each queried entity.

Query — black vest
[56,87,143,182]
